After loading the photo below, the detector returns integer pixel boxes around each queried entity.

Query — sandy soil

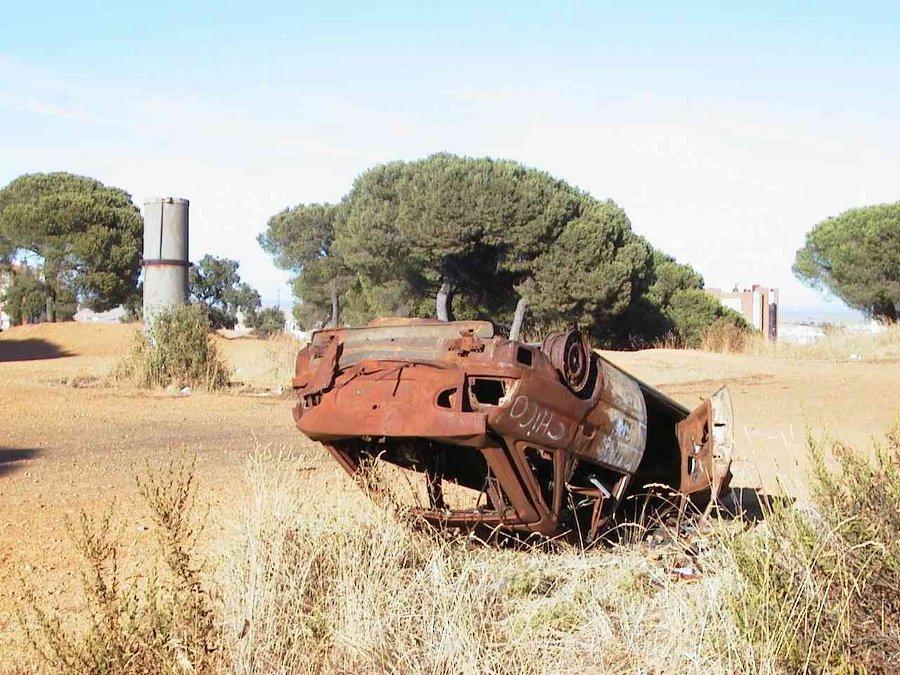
[1,322,897,664]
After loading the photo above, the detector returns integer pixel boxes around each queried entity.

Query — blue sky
[3,2,899,317]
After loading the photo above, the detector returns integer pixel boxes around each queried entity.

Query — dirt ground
[1,322,898,664]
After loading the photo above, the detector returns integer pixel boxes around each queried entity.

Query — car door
[675,387,735,503]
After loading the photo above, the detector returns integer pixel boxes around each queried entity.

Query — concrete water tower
[142,197,190,322]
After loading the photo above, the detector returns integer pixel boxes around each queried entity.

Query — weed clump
[115,304,229,390]
[19,454,220,674]
[729,421,900,673]
[702,315,752,353]
[710,322,900,360]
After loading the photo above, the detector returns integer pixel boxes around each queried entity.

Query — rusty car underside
[292,318,735,541]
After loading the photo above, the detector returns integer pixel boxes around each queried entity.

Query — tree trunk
[45,285,56,323]
[436,281,453,322]
[509,297,528,341]
[330,287,340,328]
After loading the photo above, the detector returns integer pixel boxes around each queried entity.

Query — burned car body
[292,318,734,541]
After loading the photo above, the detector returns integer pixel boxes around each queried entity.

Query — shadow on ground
[0,448,42,477]
[718,486,796,523]
[604,486,796,544]
[0,338,70,362]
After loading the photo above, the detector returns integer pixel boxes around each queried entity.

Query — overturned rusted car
[292,318,734,541]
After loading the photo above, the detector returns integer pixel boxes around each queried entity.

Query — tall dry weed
[727,420,900,673]
[18,454,220,674]
[702,317,752,353]
[261,332,302,386]
[19,426,900,673]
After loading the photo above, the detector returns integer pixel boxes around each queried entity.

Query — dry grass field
[1,321,898,672]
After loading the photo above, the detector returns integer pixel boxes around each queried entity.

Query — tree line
[259,153,745,347]
[2,162,897,341]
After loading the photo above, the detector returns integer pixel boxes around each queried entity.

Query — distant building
[706,284,779,341]
[73,306,128,323]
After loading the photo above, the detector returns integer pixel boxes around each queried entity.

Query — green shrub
[665,289,752,348]
[246,306,286,338]
[115,304,229,390]
[730,422,900,673]
[663,288,719,347]
[2,273,47,325]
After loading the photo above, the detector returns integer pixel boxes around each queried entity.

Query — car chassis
[292,318,735,541]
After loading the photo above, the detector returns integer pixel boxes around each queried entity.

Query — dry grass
[218,448,753,674]
[255,332,302,388]
[701,317,752,353]
[214,420,900,674]
[17,422,900,674]
[214,331,302,390]
[705,321,900,360]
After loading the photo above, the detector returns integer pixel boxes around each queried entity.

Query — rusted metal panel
[674,386,734,498]
[307,319,495,371]
[292,318,735,541]
[570,360,648,473]
[298,363,488,446]
[675,386,734,500]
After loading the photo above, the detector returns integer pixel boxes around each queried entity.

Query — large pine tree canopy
[0,172,143,319]
[793,202,900,322]
[259,153,739,347]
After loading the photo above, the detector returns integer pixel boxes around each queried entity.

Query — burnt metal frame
[292,319,734,541]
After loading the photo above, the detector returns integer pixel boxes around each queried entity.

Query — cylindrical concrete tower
[142,197,190,322]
